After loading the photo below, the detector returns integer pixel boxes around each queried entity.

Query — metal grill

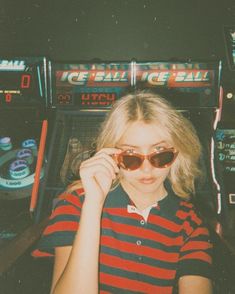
[45,110,107,190]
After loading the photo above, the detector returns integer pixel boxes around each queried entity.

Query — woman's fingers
[80,161,115,180]
[83,153,119,175]
[80,148,121,176]
[79,148,121,200]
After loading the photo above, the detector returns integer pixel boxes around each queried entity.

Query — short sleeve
[177,211,213,280]
[32,190,83,257]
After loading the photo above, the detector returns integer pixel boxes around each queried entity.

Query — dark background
[0,0,235,82]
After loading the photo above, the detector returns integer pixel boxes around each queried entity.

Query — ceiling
[0,0,234,81]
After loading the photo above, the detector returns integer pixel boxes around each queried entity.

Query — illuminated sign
[0,57,47,106]
[137,70,212,87]
[0,60,26,71]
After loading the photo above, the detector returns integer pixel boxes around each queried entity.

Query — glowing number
[5,93,12,103]
[21,74,31,88]
[219,153,225,161]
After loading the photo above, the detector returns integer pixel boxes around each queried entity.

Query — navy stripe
[102,212,183,239]
[101,228,182,252]
[100,245,178,270]
[37,231,76,253]
[100,283,144,294]
[49,214,80,225]
[177,259,213,279]
[100,264,174,287]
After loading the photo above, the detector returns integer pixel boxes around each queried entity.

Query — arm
[51,199,103,294]
[178,275,213,294]
[177,208,214,294]
[51,148,120,294]
[50,246,72,294]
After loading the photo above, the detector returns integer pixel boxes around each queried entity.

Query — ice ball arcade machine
[35,59,225,232]
[0,57,48,257]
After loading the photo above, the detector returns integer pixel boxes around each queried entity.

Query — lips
[138,177,156,184]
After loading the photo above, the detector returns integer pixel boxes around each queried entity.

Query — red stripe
[76,188,85,195]
[52,205,80,218]
[44,221,78,235]
[183,220,194,235]
[104,207,182,234]
[190,227,209,237]
[181,241,212,251]
[100,272,172,294]
[100,253,175,279]
[180,201,193,208]
[189,210,201,225]
[176,209,189,220]
[176,207,202,226]
[58,193,82,207]
[103,207,138,219]
[180,251,212,263]
[31,249,53,257]
[101,235,179,262]
[102,218,183,246]
[149,214,181,232]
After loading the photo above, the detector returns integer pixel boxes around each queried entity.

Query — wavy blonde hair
[69,90,202,198]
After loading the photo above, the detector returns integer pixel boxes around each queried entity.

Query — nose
[140,157,153,172]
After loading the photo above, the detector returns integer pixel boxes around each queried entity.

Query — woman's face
[117,121,174,198]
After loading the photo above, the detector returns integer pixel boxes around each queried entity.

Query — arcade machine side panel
[216,26,235,241]
[34,61,133,223]
[0,57,48,246]
[134,61,223,223]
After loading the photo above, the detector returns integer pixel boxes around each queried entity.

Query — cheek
[151,167,171,180]
[119,169,138,180]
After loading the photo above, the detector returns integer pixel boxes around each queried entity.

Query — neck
[120,180,167,211]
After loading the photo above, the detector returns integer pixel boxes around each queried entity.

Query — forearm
[52,199,103,294]
[178,276,213,294]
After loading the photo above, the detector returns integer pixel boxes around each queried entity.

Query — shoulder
[177,199,203,224]
[162,191,208,235]
[32,188,85,258]
[53,187,85,210]
[176,198,211,241]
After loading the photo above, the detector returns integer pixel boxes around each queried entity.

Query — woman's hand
[79,148,120,206]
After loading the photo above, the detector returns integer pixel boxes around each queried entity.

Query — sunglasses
[115,147,178,171]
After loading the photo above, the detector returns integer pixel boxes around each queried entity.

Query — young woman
[33,91,213,294]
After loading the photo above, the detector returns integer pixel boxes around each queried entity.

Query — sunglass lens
[121,155,142,170]
[151,151,175,168]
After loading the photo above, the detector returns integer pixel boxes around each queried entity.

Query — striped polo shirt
[32,184,213,294]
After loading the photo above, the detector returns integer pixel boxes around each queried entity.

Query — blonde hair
[69,90,202,198]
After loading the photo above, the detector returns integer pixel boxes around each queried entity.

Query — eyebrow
[118,141,167,148]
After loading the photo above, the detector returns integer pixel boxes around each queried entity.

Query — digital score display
[0,58,48,107]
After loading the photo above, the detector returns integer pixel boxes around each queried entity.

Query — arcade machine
[216,26,235,244]
[0,57,48,267]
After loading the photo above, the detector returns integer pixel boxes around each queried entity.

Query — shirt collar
[105,181,181,217]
